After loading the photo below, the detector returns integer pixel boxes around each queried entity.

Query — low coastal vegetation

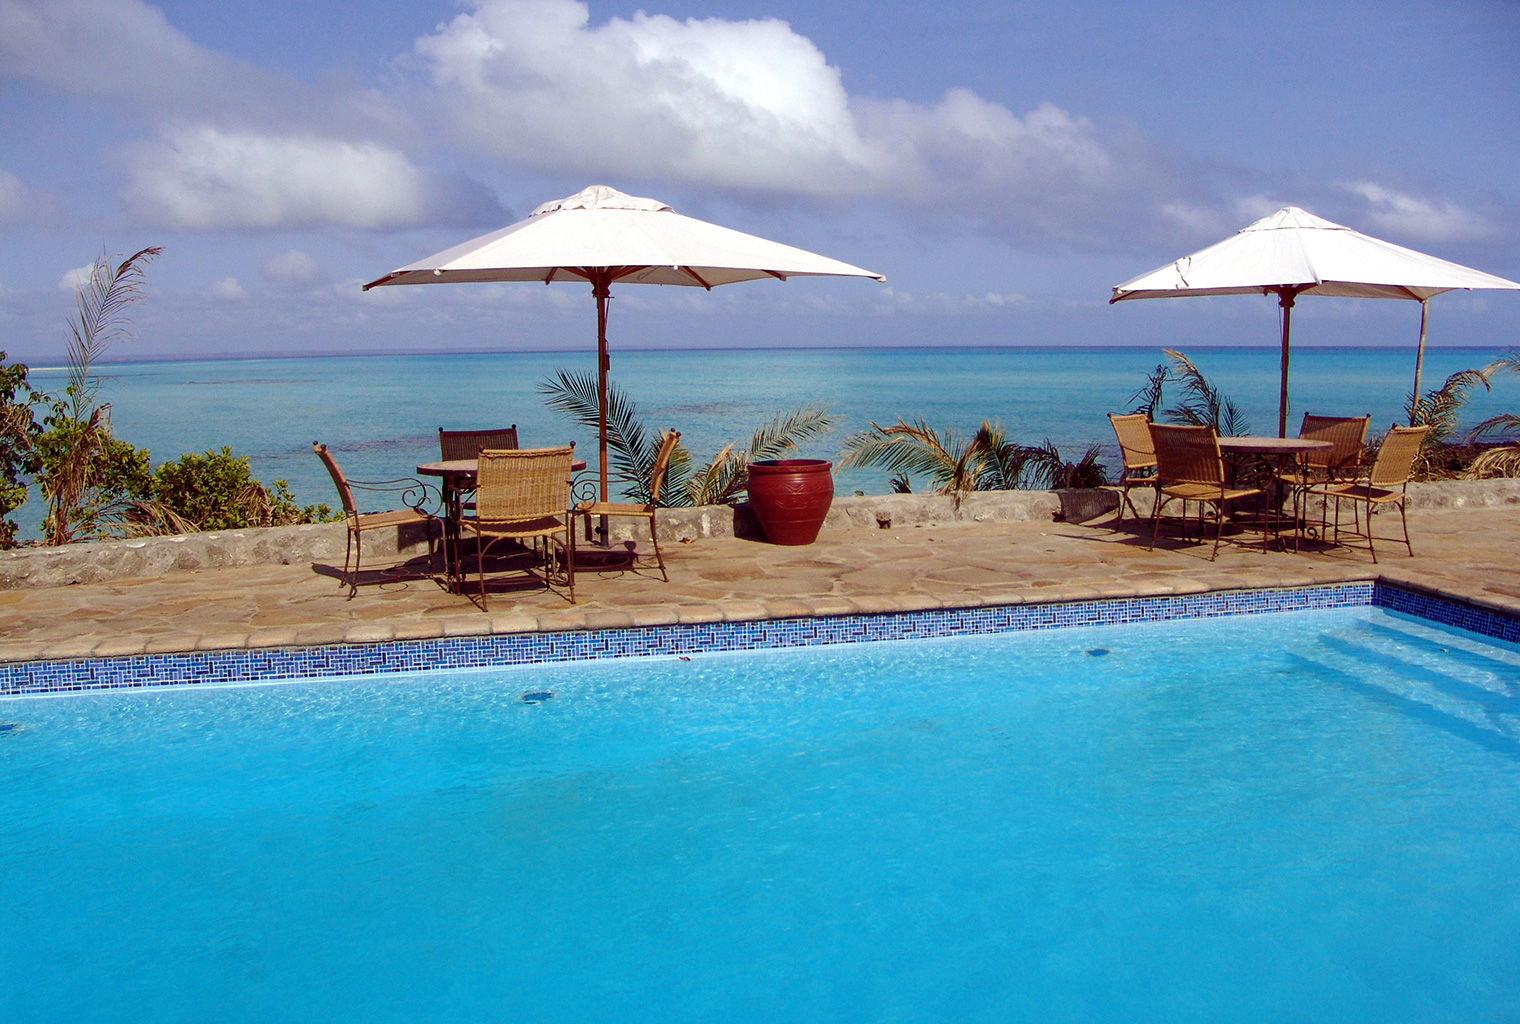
[0,248,332,549]
[838,420,1105,495]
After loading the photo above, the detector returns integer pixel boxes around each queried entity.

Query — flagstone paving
[2,506,1518,663]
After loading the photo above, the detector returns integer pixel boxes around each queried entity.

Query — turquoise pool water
[3,607,1520,1022]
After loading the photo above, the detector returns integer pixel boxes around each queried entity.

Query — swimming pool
[3,605,1519,1022]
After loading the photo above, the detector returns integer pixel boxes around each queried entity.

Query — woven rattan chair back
[1298,414,1370,473]
[312,442,358,515]
[648,430,682,505]
[475,445,574,522]
[1150,424,1224,487]
[1108,413,1157,472]
[1368,425,1429,488]
[439,426,519,461]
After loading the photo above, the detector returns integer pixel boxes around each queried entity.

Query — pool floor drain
[520,691,554,704]
[1085,648,1110,657]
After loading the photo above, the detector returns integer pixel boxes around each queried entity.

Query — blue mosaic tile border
[1372,581,1520,645]
[1,582,1388,697]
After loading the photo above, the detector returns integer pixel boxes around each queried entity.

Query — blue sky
[1,0,1517,362]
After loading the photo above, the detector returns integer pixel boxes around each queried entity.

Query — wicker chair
[1306,424,1429,563]
[1107,413,1159,527]
[440,426,519,516]
[461,445,576,608]
[1148,424,1264,560]
[313,442,438,597]
[1278,413,1370,546]
[439,426,518,461]
[574,429,681,581]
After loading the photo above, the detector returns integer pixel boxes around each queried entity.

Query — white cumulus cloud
[209,276,246,300]
[3,1,505,233]
[0,169,63,227]
[408,0,1195,248]
[414,0,876,194]
[1344,181,1498,244]
[0,0,297,123]
[261,250,324,285]
[121,125,500,230]
[0,171,35,226]
[58,262,95,292]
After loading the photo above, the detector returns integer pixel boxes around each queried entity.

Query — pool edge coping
[5,575,1517,696]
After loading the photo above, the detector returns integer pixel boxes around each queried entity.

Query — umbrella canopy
[365,185,884,502]
[1111,207,1520,434]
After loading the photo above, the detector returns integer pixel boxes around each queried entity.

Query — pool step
[1298,622,1520,749]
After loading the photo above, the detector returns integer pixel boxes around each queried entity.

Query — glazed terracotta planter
[747,459,834,545]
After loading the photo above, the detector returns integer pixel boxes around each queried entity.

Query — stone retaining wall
[2,478,1516,590]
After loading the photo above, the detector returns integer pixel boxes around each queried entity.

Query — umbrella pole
[1410,299,1429,426]
[1277,290,1296,437]
[594,276,611,506]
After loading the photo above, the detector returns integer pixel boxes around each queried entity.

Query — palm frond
[838,418,966,485]
[104,498,199,538]
[1040,441,1109,489]
[1161,348,1250,436]
[683,406,839,506]
[1462,445,1520,479]
[971,422,1040,490]
[1407,366,1491,450]
[64,247,161,421]
[657,438,694,507]
[746,404,840,461]
[1482,350,1520,379]
[841,418,1033,495]
[1468,412,1520,440]
[38,409,107,545]
[537,369,660,497]
[1128,363,1168,418]
[685,443,749,506]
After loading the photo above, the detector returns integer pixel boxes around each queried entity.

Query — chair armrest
[347,477,441,516]
[570,471,599,506]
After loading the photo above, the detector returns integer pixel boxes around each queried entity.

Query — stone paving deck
[3,506,1519,664]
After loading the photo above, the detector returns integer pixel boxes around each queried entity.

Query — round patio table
[1216,436,1333,547]
[1217,436,1332,457]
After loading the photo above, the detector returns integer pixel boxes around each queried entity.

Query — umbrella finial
[533,186,673,216]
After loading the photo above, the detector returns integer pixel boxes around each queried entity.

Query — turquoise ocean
[15,346,1515,540]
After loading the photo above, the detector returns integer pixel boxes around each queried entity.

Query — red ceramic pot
[747,459,834,545]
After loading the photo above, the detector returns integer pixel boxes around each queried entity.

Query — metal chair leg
[1148,494,1168,551]
[349,525,362,598]
[476,534,490,610]
[649,514,667,582]
[342,525,356,596]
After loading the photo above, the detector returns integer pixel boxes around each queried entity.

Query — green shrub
[0,352,42,549]
[153,447,333,530]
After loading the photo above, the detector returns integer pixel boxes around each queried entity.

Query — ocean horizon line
[50,340,1507,370]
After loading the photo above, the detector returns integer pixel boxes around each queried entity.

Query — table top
[417,458,588,476]
[1218,436,1332,454]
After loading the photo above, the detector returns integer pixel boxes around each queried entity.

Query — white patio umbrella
[1111,206,1520,435]
[364,185,884,501]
